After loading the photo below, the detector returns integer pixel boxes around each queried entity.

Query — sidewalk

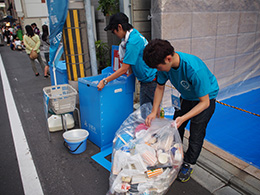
[183,130,260,195]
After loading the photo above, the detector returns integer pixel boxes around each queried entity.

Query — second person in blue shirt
[143,38,219,183]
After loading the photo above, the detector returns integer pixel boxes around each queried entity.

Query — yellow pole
[73,10,85,78]
[66,11,78,81]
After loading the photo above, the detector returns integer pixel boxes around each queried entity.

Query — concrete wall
[23,0,48,18]
[19,0,48,33]
[151,0,260,91]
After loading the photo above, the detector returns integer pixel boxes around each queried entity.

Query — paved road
[0,45,211,195]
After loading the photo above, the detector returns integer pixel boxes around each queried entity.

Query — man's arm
[175,94,210,128]
[145,84,165,126]
[97,63,130,90]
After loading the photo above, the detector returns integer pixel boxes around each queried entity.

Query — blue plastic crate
[78,71,135,150]
[50,60,68,85]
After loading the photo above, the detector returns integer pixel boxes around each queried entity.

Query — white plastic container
[48,114,75,132]
[43,84,77,114]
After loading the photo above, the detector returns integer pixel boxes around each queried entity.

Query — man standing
[97,12,157,108]
[143,39,219,182]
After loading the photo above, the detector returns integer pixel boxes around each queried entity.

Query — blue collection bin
[49,60,69,85]
[78,68,135,150]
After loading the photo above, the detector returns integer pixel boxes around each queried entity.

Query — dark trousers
[140,81,157,119]
[140,80,157,106]
[174,98,216,164]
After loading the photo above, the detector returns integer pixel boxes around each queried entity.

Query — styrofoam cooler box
[78,71,135,150]
[50,60,68,85]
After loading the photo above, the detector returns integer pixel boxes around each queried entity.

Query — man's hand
[174,94,210,128]
[145,112,157,126]
[175,116,185,128]
[97,80,105,91]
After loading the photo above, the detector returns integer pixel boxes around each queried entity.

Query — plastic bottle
[160,108,165,119]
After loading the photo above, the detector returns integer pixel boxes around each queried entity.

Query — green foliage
[97,0,119,16]
[95,40,111,72]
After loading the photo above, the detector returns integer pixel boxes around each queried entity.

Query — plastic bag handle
[63,141,83,153]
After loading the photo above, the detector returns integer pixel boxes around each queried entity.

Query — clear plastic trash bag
[107,103,183,195]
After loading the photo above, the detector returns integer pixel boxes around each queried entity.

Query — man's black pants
[174,98,216,164]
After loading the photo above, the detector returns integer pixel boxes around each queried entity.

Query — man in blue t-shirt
[97,12,157,106]
[143,39,219,183]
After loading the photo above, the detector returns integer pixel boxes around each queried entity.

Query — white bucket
[63,129,89,143]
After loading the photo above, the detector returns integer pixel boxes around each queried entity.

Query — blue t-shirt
[123,29,157,82]
[157,52,219,101]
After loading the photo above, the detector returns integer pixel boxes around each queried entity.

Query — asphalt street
[0,45,212,195]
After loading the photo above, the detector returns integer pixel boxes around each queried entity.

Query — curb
[183,130,260,195]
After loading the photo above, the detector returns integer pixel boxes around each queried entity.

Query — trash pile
[107,104,183,195]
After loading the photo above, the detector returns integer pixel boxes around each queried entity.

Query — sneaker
[178,163,193,182]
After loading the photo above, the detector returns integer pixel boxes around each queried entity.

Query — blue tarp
[206,80,260,168]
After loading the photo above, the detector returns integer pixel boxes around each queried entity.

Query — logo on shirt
[180,80,190,91]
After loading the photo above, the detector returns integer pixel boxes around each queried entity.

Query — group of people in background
[1,23,23,49]
[1,22,50,77]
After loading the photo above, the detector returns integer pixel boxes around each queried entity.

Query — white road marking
[0,55,44,195]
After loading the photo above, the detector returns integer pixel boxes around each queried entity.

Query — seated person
[12,37,24,51]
